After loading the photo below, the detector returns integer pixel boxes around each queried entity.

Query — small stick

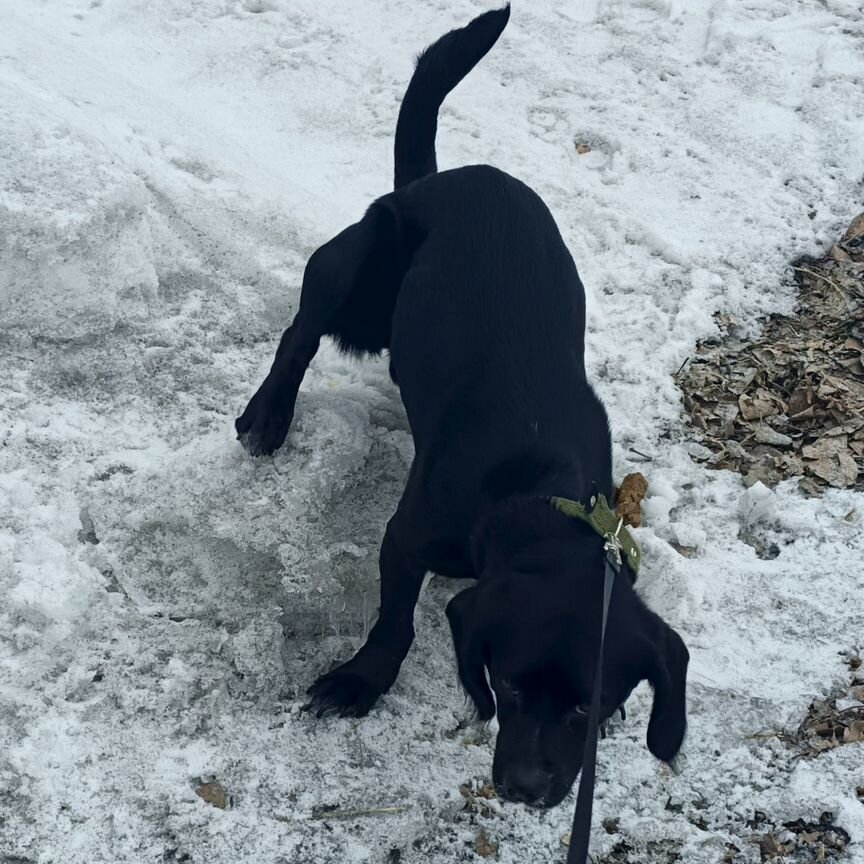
[311,805,408,820]
[793,266,848,303]
[628,447,653,462]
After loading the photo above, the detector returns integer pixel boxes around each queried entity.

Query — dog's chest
[417,538,475,580]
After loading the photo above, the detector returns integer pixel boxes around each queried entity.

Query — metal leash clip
[602,517,624,572]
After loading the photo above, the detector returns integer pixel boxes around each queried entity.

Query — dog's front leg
[305,526,426,718]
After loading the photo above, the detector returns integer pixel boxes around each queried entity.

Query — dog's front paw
[303,666,385,719]
[235,385,292,457]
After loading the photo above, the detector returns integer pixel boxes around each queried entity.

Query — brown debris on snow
[793,683,864,755]
[474,829,499,858]
[748,810,850,862]
[781,653,864,758]
[676,211,864,493]
[615,472,649,527]
[459,780,498,818]
[195,781,229,809]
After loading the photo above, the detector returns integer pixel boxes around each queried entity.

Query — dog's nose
[497,767,553,807]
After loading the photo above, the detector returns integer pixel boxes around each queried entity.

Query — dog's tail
[393,4,510,190]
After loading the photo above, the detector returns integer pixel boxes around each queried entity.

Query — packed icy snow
[2,0,863,861]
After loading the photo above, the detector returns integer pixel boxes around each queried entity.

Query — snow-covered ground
[2,0,864,861]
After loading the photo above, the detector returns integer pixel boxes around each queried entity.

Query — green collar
[549,493,641,578]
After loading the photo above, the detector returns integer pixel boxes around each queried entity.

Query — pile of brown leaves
[677,212,864,492]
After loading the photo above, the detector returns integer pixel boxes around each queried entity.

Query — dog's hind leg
[236,200,412,456]
[235,317,319,457]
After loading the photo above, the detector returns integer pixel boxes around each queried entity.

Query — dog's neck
[471,446,612,578]
[478,446,610,505]
[471,493,606,579]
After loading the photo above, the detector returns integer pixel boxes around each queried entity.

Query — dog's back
[381,4,610,524]
[387,163,608,529]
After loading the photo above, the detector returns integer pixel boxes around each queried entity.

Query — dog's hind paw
[303,668,385,719]
[235,387,292,457]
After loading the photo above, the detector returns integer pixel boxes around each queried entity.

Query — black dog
[236,4,688,809]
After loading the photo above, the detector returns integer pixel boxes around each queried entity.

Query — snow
[2,0,864,861]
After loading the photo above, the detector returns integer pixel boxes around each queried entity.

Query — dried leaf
[752,424,794,447]
[843,212,864,243]
[838,356,864,376]
[776,453,804,475]
[843,721,864,743]
[757,833,793,860]
[196,782,229,809]
[798,476,824,496]
[744,466,776,487]
[616,472,649,527]
[739,389,782,421]
[475,830,499,858]
[824,420,864,435]
[788,385,815,416]
[800,435,859,487]
[810,451,858,488]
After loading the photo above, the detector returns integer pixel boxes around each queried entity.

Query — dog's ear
[446,587,495,721]
[643,618,689,762]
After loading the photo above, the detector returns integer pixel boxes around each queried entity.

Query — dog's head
[446,528,688,808]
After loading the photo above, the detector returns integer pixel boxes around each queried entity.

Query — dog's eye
[566,704,590,724]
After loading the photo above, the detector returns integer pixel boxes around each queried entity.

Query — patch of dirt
[676,212,864,493]
[561,810,683,863]
[596,839,682,863]
[745,810,850,862]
